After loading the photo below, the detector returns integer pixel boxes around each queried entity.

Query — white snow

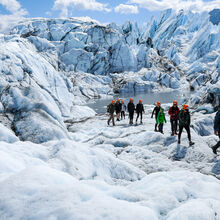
[0,110,220,219]
[0,123,18,143]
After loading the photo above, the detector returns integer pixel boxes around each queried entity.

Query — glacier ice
[0,9,220,219]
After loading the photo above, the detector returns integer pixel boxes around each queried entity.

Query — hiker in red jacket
[168,100,179,136]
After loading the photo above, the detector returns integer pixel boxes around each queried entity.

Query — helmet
[173,100,177,105]
[121,100,124,103]
[129,98,133,101]
[139,99,142,103]
[182,104,189,110]
[112,100,115,104]
[157,102,161,106]
[117,99,120,102]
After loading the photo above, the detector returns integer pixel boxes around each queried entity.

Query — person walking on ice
[156,108,166,134]
[178,104,194,146]
[127,98,135,125]
[168,100,179,136]
[211,107,220,154]
[151,102,161,131]
[115,99,122,121]
[136,99,145,124]
[121,100,126,120]
[107,100,115,126]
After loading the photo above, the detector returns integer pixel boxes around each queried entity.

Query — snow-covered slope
[0,108,220,219]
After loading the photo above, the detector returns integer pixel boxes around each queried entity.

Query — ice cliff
[8,9,220,104]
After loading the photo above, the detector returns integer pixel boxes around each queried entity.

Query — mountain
[8,9,220,105]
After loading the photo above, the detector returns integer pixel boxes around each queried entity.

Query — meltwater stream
[87,91,193,114]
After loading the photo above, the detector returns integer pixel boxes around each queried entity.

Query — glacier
[0,9,220,220]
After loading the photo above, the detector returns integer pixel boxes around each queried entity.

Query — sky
[0,0,219,32]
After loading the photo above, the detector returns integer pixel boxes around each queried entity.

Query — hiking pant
[178,125,191,142]
[154,115,158,131]
[155,123,158,131]
[170,119,178,133]
[116,112,120,120]
[158,123,164,133]
[121,111,125,119]
[129,111,134,124]
[108,113,115,126]
[136,112,143,122]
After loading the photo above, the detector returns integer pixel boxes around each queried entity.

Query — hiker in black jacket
[211,108,220,154]
[127,98,135,125]
[178,104,194,146]
[115,99,122,121]
[151,102,161,131]
[136,100,145,124]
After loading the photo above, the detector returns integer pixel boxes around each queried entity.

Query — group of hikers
[107,98,220,153]
[107,98,145,125]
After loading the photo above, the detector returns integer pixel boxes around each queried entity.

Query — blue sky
[0,0,219,32]
[0,0,162,24]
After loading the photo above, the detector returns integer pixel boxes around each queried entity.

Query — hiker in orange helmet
[151,102,161,131]
[136,99,145,124]
[127,98,135,125]
[121,100,126,120]
[115,99,122,121]
[168,100,180,136]
[178,104,194,146]
[107,100,115,126]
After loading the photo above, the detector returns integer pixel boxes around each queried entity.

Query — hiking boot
[171,132,174,136]
[189,141,195,146]
[140,121,143,124]
[175,132,178,135]
[178,139,181,144]
[113,123,115,126]
[117,118,120,121]
[212,146,217,154]
[107,121,110,125]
